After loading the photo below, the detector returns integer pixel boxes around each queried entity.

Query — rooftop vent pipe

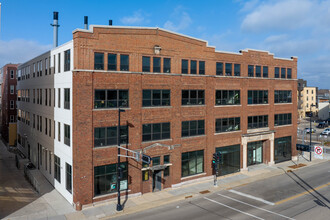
[84,16,88,30]
[109,20,112,26]
[51,11,59,48]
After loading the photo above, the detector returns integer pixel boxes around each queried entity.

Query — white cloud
[239,0,260,13]
[163,6,192,32]
[0,39,51,67]
[120,10,148,25]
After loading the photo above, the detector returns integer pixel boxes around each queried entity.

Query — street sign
[314,146,323,159]
[296,144,311,152]
[141,154,151,164]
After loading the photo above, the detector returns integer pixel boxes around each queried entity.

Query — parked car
[304,128,316,133]
[317,122,328,128]
[321,128,330,136]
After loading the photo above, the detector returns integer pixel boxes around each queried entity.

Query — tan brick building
[18,25,298,209]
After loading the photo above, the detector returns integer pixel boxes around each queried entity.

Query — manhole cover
[199,190,210,194]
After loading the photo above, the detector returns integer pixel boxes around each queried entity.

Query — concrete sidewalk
[2,142,329,220]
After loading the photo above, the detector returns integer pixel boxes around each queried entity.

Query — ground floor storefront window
[181,150,204,177]
[216,144,240,176]
[275,136,292,163]
[247,141,263,166]
[94,162,128,196]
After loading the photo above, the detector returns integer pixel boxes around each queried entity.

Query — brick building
[17,26,297,209]
[1,64,18,146]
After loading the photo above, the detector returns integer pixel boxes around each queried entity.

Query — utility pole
[309,104,315,162]
[116,108,125,211]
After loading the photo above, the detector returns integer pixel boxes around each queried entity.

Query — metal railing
[24,165,40,194]
[297,129,330,143]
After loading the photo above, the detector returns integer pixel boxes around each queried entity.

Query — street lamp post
[116,108,125,211]
[309,104,315,162]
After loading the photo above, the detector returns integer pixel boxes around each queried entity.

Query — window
[164,155,170,176]
[40,116,42,132]
[274,90,292,103]
[274,136,292,163]
[275,67,280,78]
[275,113,292,126]
[216,62,223,75]
[248,115,268,129]
[45,89,48,106]
[216,145,240,176]
[58,53,61,73]
[215,117,240,133]
[53,55,56,74]
[199,61,205,75]
[182,59,188,74]
[37,115,39,130]
[152,157,160,166]
[287,68,292,79]
[215,90,240,105]
[225,63,232,76]
[10,115,14,123]
[142,90,170,107]
[248,90,268,104]
[49,89,51,106]
[181,150,204,177]
[163,58,171,73]
[45,150,47,171]
[142,122,170,142]
[94,89,129,109]
[263,66,268,78]
[256,66,261,77]
[120,55,129,71]
[94,53,104,70]
[64,49,71,71]
[234,64,240,76]
[33,89,35,103]
[10,85,14,94]
[64,88,70,110]
[281,68,286,78]
[94,162,128,196]
[312,90,313,94]
[40,60,43,76]
[108,53,117,70]
[49,151,52,174]
[182,120,205,137]
[40,89,42,105]
[248,65,254,77]
[54,155,61,183]
[49,119,52,137]
[39,144,42,165]
[142,56,150,72]
[33,63,36,77]
[64,124,70,146]
[58,122,61,142]
[94,125,128,147]
[45,58,48,75]
[10,100,14,109]
[190,60,197,74]
[10,70,14,79]
[182,90,205,105]
[66,163,72,193]
[45,118,48,135]
[307,90,309,94]
[153,57,161,73]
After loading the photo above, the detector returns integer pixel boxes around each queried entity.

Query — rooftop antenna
[50,11,59,48]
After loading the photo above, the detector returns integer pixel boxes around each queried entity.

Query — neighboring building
[318,89,330,103]
[17,26,298,209]
[298,85,318,118]
[318,101,329,120]
[297,79,307,119]
[1,64,19,146]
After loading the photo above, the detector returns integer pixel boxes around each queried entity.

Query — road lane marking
[228,189,275,206]
[275,182,330,205]
[204,197,265,220]
[217,193,294,220]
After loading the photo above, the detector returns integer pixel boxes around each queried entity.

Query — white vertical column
[269,133,275,165]
[242,137,248,171]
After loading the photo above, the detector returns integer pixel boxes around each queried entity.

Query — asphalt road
[114,161,330,220]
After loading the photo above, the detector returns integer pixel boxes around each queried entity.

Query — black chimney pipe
[84,16,88,29]
[109,20,112,26]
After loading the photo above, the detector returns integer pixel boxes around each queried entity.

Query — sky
[0,0,329,89]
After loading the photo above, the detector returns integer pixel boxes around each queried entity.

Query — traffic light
[212,152,221,165]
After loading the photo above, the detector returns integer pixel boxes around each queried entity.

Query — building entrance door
[153,171,162,192]
[247,141,263,166]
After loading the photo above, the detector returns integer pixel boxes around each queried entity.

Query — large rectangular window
[248,115,268,129]
[64,49,70,71]
[142,122,170,142]
[190,60,197,74]
[57,54,61,73]
[54,155,61,183]
[142,90,170,107]
[182,120,205,137]
[275,67,280,78]
[120,55,129,71]
[215,117,240,133]
[248,90,268,104]
[274,136,292,163]
[153,57,161,73]
[94,162,128,196]
[199,61,205,75]
[66,163,72,193]
[182,90,205,105]
[142,56,150,72]
[64,88,70,110]
[94,90,129,109]
[287,68,292,79]
[256,66,261,77]
[216,62,223,75]
[108,53,117,71]
[263,66,268,78]
[234,64,240,76]
[64,124,70,146]
[58,88,61,108]
[182,59,188,74]
[94,125,128,147]
[181,150,204,177]
[248,65,254,77]
[225,63,232,76]
[94,53,104,70]
[215,90,240,105]
[281,68,286,78]
[274,90,292,103]
[216,145,240,176]
[275,113,292,126]
[163,58,171,73]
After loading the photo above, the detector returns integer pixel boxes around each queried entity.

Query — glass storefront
[247,141,263,166]
[216,145,240,176]
[181,150,204,177]
[274,136,292,163]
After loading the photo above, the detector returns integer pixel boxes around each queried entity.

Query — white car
[321,128,330,135]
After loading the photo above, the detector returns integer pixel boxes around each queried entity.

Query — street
[113,161,330,220]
